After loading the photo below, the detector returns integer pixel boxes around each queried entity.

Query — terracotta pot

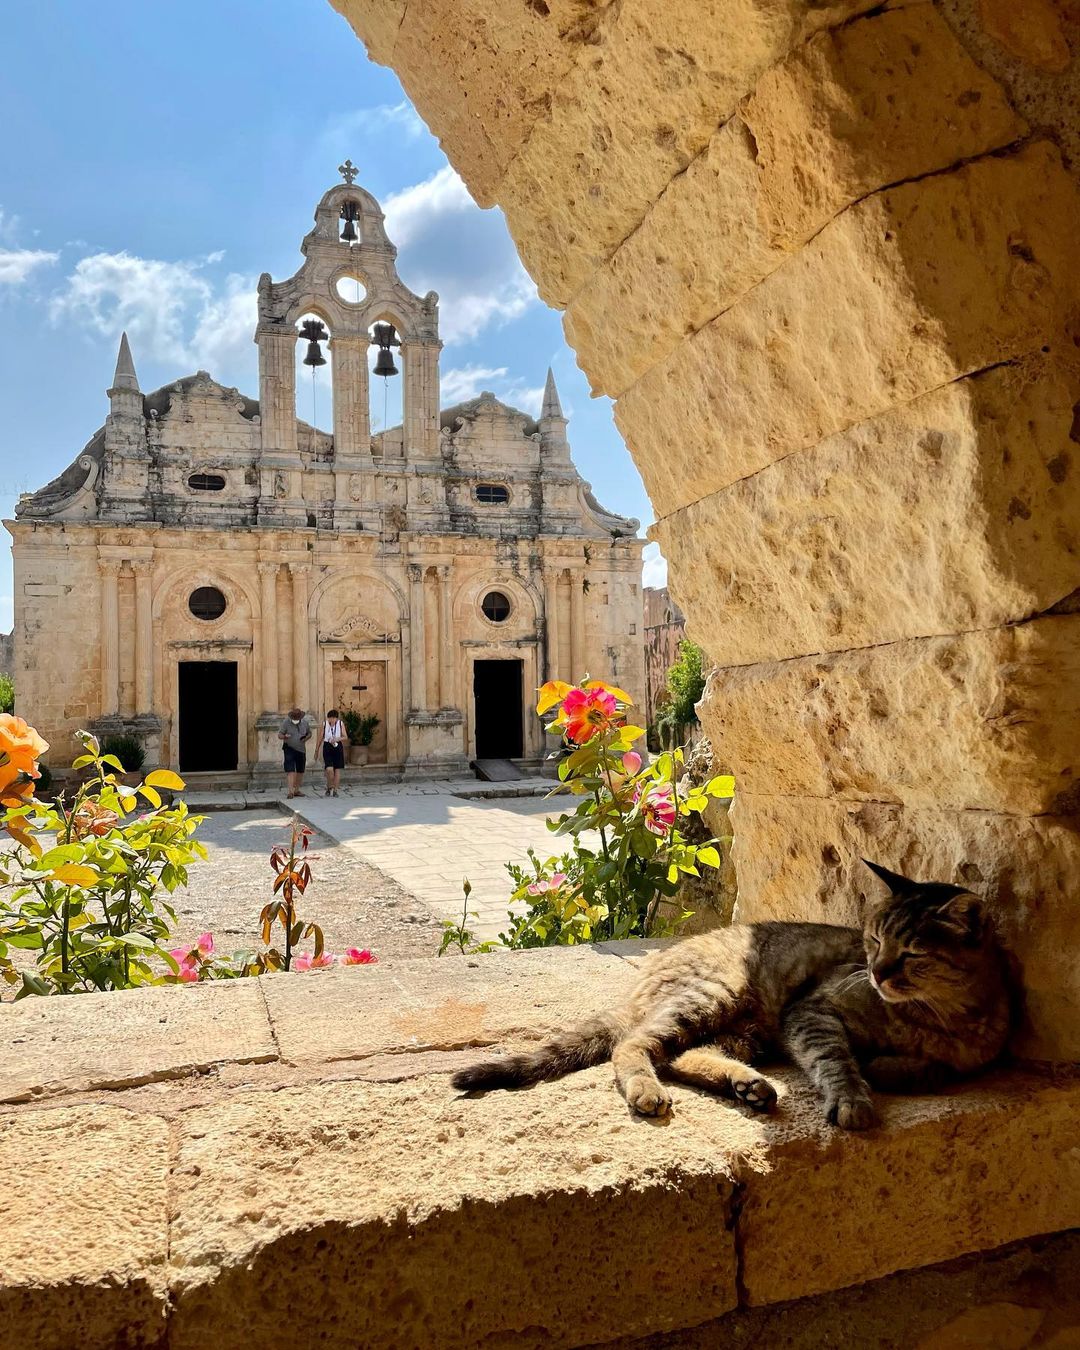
[348,745,369,766]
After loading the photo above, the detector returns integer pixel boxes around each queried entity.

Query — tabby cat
[451,860,1015,1129]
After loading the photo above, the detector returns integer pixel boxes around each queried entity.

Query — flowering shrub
[496,679,733,947]
[0,722,204,996]
[165,821,380,980]
[0,717,379,993]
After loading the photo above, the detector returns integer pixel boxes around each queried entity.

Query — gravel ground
[170,810,446,962]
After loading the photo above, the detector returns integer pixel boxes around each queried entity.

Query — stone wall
[330,0,1080,1061]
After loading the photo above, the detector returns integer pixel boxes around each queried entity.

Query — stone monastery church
[8,165,645,780]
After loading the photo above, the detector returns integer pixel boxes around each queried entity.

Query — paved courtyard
[286,784,572,940]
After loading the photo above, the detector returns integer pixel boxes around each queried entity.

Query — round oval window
[481,590,511,623]
[189,586,227,621]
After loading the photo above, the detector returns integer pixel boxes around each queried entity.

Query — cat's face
[861,860,986,1008]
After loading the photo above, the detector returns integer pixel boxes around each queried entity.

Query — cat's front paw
[826,1094,878,1131]
[732,1075,778,1113]
[625,1074,673,1117]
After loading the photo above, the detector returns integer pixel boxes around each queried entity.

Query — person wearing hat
[278,707,313,799]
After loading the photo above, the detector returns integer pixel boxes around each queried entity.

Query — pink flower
[341,947,378,965]
[527,872,569,896]
[196,932,214,956]
[561,687,620,744]
[635,782,677,836]
[621,751,642,775]
[294,951,337,972]
[168,949,200,983]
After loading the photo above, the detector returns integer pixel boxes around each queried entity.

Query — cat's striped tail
[451,1012,623,1092]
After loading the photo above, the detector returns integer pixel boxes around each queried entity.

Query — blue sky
[0,0,666,635]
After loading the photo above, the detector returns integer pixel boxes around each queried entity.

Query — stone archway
[330,0,1080,1060]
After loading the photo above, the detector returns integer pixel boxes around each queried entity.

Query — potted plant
[343,711,379,765]
[341,710,367,766]
[100,733,146,786]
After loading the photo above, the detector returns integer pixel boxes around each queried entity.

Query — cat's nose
[872,963,898,987]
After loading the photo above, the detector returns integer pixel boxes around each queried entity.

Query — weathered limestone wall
[1,954,1079,1347]
[332,0,1080,1058]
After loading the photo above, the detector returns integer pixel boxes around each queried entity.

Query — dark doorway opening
[178,661,239,772]
[473,659,524,759]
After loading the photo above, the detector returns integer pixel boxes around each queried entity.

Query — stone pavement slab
[287,787,583,939]
[0,979,276,1103]
[0,1104,170,1349]
[260,943,655,1066]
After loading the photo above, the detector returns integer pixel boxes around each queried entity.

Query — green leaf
[117,932,156,949]
[696,846,721,868]
[144,769,186,790]
[100,754,126,773]
[705,774,736,798]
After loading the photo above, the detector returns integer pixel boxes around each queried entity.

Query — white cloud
[0,248,58,285]
[441,364,545,416]
[642,542,668,590]
[189,274,259,374]
[441,364,509,403]
[0,208,58,284]
[324,102,427,150]
[383,166,537,345]
[50,251,257,377]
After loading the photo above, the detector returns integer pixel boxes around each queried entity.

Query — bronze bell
[299,318,329,367]
[339,201,359,243]
[374,346,398,377]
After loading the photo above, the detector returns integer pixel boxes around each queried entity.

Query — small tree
[657,640,706,747]
[0,675,13,715]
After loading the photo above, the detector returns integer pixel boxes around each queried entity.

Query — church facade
[7,167,645,780]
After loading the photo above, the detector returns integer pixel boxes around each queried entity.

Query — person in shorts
[315,708,346,797]
[279,707,312,799]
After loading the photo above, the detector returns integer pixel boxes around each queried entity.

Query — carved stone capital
[407,564,425,583]
[98,560,122,579]
[257,562,281,578]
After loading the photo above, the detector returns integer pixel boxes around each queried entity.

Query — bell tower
[254,161,442,528]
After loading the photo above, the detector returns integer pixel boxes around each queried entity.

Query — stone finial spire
[110,331,140,394]
[541,367,564,422]
[539,366,570,466]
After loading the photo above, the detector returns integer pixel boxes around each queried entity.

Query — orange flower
[0,714,48,807]
[562,687,621,744]
[72,802,120,838]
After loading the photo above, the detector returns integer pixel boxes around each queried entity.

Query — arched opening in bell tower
[369,317,404,456]
[294,310,334,454]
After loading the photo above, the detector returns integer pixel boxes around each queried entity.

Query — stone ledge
[0,948,1077,1348]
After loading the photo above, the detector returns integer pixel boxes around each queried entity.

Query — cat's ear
[861,859,921,897]
[932,888,983,943]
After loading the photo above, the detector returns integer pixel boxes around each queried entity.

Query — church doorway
[178,661,238,772]
[331,658,389,762]
[473,659,524,759]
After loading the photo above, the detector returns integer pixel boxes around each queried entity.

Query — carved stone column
[132,558,153,714]
[408,563,427,712]
[570,570,585,681]
[330,334,371,459]
[99,559,121,717]
[436,564,455,709]
[401,341,441,458]
[544,566,562,682]
[290,563,311,712]
[256,329,298,454]
[258,563,280,713]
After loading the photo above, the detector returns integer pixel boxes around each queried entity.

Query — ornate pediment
[323,609,392,643]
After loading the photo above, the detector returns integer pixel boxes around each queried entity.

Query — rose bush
[491,680,733,949]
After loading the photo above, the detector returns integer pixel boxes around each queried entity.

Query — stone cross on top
[338,159,359,185]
